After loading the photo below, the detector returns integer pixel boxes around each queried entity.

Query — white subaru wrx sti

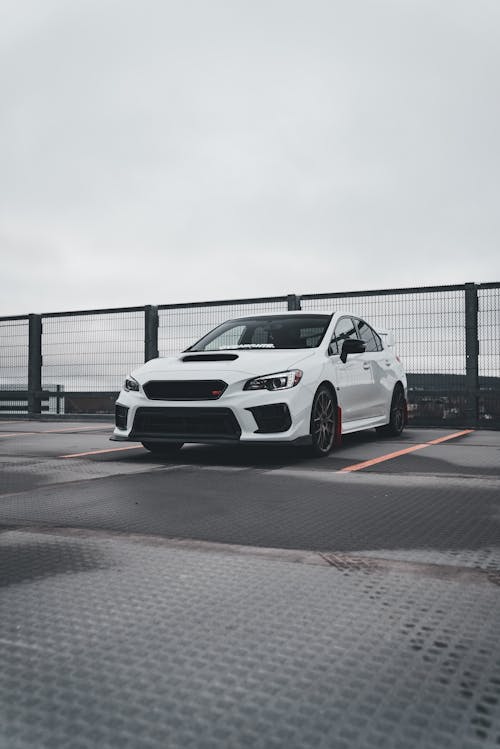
[112,312,407,457]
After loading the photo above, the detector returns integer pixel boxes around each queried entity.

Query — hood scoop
[181,353,239,363]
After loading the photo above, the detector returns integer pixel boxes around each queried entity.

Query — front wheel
[309,386,337,457]
[141,441,184,456]
[376,386,406,437]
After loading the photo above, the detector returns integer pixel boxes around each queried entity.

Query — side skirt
[341,415,388,434]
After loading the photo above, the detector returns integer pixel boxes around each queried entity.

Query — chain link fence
[0,317,29,414]
[478,286,500,426]
[0,284,498,427]
[40,310,145,414]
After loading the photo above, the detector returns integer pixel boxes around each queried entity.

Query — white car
[111,311,407,457]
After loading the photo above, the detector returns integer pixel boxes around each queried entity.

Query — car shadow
[119,429,412,470]
[0,535,110,588]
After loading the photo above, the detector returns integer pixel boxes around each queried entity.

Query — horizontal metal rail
[301,282,471,301]
[1,282,497,322]
[0,391,119,400]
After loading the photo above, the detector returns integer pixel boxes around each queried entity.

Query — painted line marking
[60,446,144,458]
[0,432,39,438]
[339,429,474,473]
[0,426,111,439]
[39,425,111,434]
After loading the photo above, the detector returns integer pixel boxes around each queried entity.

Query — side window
[356,319,382,352]
[329,317,358,355]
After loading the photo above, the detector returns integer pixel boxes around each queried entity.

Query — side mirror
[340,338,366,363]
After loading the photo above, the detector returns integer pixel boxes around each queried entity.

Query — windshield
[188,314,332,351]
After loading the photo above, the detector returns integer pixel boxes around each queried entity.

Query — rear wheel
[141,441,184,456]
[376,386,406,437]
[309,385,336,457]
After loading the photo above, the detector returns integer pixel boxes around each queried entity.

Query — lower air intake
[115,404,129,430]
[131,407,241,440]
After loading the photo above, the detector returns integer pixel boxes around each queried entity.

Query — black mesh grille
[131,407,241,440]
[247,403,292,433]
[143,380,227,400]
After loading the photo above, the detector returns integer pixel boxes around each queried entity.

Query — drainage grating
[319,552,377,571]
[320,551,500,586]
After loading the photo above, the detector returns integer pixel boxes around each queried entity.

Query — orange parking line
[0,432,38,439]
[41,425,111,434]
[60,446,144,458]
[339,429,474,473]
[0,426,110,439]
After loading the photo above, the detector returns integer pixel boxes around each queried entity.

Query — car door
[355,318,389,418]
[328,316,366,423]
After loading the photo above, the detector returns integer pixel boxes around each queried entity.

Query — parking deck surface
[1,420,500,748]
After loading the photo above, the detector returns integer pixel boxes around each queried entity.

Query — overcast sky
[1,0,499,316]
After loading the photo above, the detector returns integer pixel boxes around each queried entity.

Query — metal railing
[1,283,499,427]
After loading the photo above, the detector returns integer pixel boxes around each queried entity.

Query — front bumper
[111,385,313,444]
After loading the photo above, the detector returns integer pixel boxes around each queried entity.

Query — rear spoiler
[378,329,396,348]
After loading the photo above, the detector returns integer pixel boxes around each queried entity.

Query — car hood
[131,349,317,385]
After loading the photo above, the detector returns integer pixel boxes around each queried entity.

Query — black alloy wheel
[141,441,184,455]
[310,385,337,457]
[376,386,406,437]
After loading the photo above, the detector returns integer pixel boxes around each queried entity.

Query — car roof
[227,310,358,320]
[228,310,335,318]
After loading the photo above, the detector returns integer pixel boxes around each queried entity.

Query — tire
[309,385,337,457]
[376,386,406,437]
[141,441,184,456]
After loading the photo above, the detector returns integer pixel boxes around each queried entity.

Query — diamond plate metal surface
[1,464,499,573]
[1,529,500,749]
[1,425,500,748]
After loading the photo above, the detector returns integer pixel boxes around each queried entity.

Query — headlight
[244,370,303,391]
[124,375,140,392]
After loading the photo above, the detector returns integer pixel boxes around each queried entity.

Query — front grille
[115,404,129,429]
[143,380,228,400]
[247,403,292,433]
[131,407,241,440]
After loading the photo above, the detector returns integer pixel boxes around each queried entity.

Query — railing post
[145,305,159,362]
[287,294,301,311]
[28,313,42,417]
[464,283,479,427]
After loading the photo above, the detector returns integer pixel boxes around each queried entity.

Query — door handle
[362,363,371,370]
